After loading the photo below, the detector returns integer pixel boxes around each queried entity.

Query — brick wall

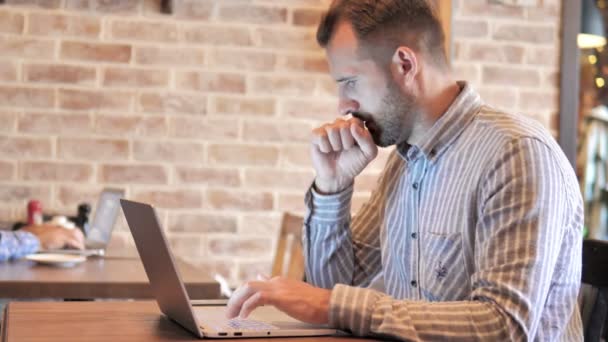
[0,0,562,285]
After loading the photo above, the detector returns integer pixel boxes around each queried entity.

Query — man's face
[325,21,422,147]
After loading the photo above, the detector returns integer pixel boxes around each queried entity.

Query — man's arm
[304,151,402,289]
[326,138,582,341]
[0,230,40,262]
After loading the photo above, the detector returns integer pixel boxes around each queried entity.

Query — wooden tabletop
[1,301,379,342]
[0,256,220,299]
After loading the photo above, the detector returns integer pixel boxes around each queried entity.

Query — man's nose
[338,99,359,116]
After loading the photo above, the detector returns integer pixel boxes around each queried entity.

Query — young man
[0,225,85,261]
[226,0,583,340]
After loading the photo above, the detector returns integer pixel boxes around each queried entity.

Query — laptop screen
[86,189,124,247]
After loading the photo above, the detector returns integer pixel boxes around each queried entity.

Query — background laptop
[120,199,337,339]
[43,188,124,256]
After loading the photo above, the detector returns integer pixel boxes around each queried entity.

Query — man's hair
[317,0,448,68]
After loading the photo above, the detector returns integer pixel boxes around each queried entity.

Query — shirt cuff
[304,182,354,224]
[328,284,383,336]
[15,231,41,254]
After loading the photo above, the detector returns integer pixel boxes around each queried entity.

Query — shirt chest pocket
[419,231,470,301]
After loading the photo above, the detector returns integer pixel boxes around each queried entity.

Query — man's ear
[391,46,418,87]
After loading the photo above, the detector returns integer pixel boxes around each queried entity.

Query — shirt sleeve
[326,137,583,341]
[304,151,402,289]
[0,230,40,262]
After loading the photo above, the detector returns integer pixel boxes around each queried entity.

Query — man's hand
[21,224,85,250]
[226,277,331,325]
[311,116,378,194]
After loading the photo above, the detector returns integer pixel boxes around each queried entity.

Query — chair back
[271,213,305,280]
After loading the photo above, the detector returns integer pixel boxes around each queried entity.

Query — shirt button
[412,182,419,190]
[411,232,417,239]
[410,280,418,287]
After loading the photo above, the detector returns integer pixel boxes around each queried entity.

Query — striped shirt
[304,82,584,341]
[0,230,39,262]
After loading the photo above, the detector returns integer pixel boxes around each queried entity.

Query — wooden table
[1,301,378,342]
[0,257,220,299]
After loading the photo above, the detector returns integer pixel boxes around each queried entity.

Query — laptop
[43,188,124,256]
[120,199,337,339]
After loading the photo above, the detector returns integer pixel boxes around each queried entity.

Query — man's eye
[345,80,356,89]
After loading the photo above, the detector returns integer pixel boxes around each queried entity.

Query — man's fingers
[325,125,343,152]
[311,128,332,153]
[239,292,267,319]
[351,123,377,158]
[226,281,264,319]
[340,125,355,150]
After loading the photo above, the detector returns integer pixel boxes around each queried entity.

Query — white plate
[25,253,87,268]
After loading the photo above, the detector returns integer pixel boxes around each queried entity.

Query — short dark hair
[317,0,447,68]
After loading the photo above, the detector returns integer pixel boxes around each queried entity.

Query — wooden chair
[271,213,306,280]
[581,238,608,341]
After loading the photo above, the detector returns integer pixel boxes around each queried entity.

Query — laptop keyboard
[213,318,280,332]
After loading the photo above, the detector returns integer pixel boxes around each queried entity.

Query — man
[226,0,583,340]
[0,225,85,261]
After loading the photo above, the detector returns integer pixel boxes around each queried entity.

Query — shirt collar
[397,81,483,163]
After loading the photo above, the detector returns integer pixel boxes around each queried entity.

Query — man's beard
[351,84,421,147]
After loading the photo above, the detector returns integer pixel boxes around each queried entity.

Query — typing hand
[22,224,85,250]
[311,116,378,194]
[225,276,331,325]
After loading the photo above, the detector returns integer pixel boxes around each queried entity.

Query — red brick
[244,169,313,189]
[526,47,559,67]
[242,120,312,143]
[175,166,240,186]
[21,161,93,182]
[59,89,133,111]
[0,161,15,180]
[317,76,338,97]
[206,190,274,211]
[0,86,55,109]
[27,13,100,38]
[134,46,205,66]
[139,92,206,115]
[237,213,282,234]
[452,20,489,39]
[56,185,103,208]
[208,49,276,72]
[0,62,18,82]
[253,28,317,50]
[5,0,61,9]
[176,72,245,93]
[94,115,167,137]
[518,90,558,113]
[0,36,55,59]
[278,54,329,73]
[280,99,336,120]
[169,236,204,259]
[58,138,129,161]
[281,145,312,167]
[110,20,178,42]
[133,140,204,163]
[452,63,480,84]
[0,136,52,159]
[25,63,97,85]
[482,66,540,87]
[65,0,140,14]
[208,144,279,166]
[209,237,273,257]
[99,164,168,184]
[168,213,237,233]
[61,41,132,63]
[172,0,214,20]
[478,88,518,112]
[250,75,316,96]
[292,8,323,26]
[277,193,306,213]
[0,10,24,34]
[460,0,525,18]
[134,189,202,209]
[354,173,382,192]
[0,185,50,205]
[493,24,555,44]
[210,96,274,117]
[18,112,92,135]
[0,111,17,133]
[467,43,525,64]
[169,117,238,140]
[103,67,169,88]
[182,25,252,46]
[218,4,287,25]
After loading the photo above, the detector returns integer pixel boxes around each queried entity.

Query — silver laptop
[43,188,124,256]
[120,199,337,339]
